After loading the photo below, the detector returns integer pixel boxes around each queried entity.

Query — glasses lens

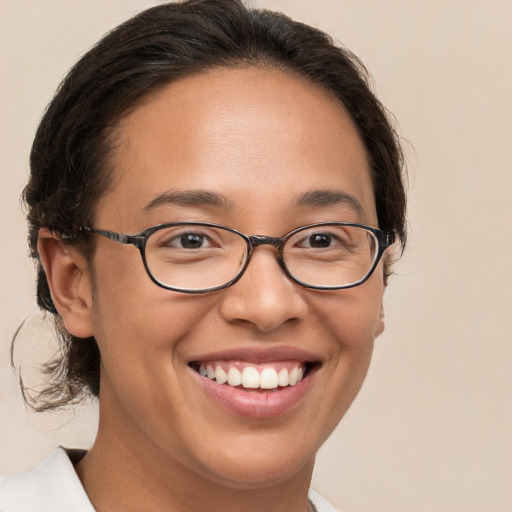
[283,224,379,288]
[144,224,248,291]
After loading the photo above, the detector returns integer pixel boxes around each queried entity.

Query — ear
[37,228,94,338]
[374,305,385,338]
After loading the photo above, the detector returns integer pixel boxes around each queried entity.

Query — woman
[0,1,406,511]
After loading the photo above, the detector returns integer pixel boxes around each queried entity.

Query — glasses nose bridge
[247,234,285,252]
[242,234,287,280]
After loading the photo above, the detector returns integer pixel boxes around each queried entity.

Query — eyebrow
[142,188,364,216]
[295,190,364,216]
[143,190,234,211]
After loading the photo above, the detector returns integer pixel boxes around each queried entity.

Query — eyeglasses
[82,222,395,293]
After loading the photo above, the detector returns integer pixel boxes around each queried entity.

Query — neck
[76,411,315,512]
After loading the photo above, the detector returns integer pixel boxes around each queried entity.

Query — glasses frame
[81,222,395,293]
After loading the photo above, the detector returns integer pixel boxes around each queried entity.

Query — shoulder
[0,448,94,512]
[309,488,343,512]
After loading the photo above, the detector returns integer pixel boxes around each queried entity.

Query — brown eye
[178,233,207,249]
[308,233,332,248]
[157,230,215,250]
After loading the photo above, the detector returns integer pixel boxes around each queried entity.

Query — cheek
[89,247,215,375]
[92,284,213,360]
[89,270,218,437]
[310,274,384,401]
[314,276,384,349]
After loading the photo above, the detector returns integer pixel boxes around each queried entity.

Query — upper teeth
[199,363,305,389]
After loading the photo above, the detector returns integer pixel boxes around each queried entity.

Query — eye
[174,232,210,249]
[296,230,349,249]
[307,233,332,248]
[165,231,215,249]
[149,226,221,251]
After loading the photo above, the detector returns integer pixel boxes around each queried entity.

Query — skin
[39,67,387,512]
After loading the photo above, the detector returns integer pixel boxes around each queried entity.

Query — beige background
[1,1,511,511]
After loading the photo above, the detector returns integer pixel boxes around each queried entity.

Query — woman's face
[84,67,385,488]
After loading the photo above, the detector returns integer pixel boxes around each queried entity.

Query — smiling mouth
[189,360,317,390]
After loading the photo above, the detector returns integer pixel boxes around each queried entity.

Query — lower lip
[192,368,314,419]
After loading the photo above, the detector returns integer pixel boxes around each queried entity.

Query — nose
[218,247,308,332]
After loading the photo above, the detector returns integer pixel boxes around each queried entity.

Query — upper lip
[186,346,321,365]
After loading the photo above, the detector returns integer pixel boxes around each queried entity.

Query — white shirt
[0,448,340,512]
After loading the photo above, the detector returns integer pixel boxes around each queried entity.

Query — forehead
[96,67,377,230]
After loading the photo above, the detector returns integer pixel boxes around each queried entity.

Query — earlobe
[375,306,385,338]
[37,228,94,338]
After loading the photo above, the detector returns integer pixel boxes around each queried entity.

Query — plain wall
[1,1,511,511]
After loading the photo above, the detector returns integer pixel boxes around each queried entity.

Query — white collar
[0,447,94,511]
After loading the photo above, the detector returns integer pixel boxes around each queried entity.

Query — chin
[196,449,316,490]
